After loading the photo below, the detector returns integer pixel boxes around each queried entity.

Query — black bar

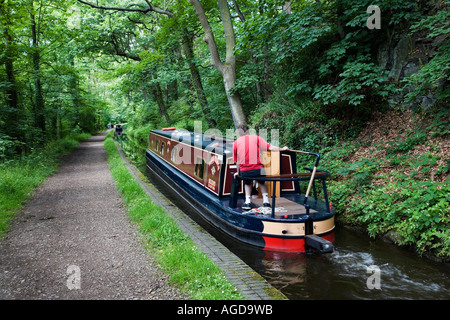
[245,173,329,182]
[312,179,317,202]
[309,152,320,167]
[230,174,239,208]
[304,214,313,235]
[271,181,276,218]
[305,234,334,253]
[322,179,330,213]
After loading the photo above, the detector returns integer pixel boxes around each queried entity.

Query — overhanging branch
[77,0,173,17]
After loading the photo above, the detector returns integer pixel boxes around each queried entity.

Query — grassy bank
[0,133,91,239]
[103,133,243,300]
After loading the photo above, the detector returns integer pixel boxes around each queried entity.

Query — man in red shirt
[233,124,289,210]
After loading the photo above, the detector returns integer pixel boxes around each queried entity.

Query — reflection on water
[144,165,450,300]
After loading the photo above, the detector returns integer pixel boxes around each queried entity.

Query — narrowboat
[145,128,335,253]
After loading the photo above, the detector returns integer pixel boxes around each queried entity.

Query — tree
[181,29,217,128]
[0,0,113,157]
[29,1,46,139]
[78,0,247,129]
[188,0,247,128]
[0,0,23,143]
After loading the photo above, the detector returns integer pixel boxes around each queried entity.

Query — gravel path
[0,131,185,300]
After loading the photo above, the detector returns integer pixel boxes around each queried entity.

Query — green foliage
[0,133,23,160]
[427,109,450,138]
[239,7,331,63]
[314,58,394,107]
[116,122,153,164]
[320,117,450,260]
[354,180,450,258]
[0,0,117,159]
[336,157,381,190]
[385,131,427,155]
[402,8,450,102]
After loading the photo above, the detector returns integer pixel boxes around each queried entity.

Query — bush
[0,133,90,238]
[0,133,23,160]
[320,114,450,260]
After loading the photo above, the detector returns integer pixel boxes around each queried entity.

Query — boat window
[171,147,177,163]
[161,142,165,156]
[155,139,159,152]
[194,158,205,179]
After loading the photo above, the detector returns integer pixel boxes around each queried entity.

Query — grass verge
[104,133,243,300]
[0,133,91,239]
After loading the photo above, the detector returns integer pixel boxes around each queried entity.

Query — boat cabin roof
[151,128,234,155]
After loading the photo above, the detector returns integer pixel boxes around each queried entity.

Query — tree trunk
[263,44,271,101]
[221,63,245,128]
[56,102,62,140]
[3,29,19,124]
[30,10,46,138]
[150,82,170,123]
[4,35,18,114]
[181,30,217,128]
[188,0,247,129]
[1,0,25,147]
[335,0,346,40]
[69,56,80,130]
[259,2,271,102]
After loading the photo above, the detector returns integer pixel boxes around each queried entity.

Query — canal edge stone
[114,140,287,300]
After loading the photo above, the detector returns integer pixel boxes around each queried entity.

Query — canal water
[236,227,450,300]
[143,166,450,300]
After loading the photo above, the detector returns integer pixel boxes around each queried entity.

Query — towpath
[0,131,183,299]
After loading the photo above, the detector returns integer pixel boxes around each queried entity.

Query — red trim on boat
[321,232,335,244]
[263,231,335,253]
[263,237,306,252]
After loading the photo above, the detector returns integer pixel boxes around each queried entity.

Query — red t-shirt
[233,135,271,171]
